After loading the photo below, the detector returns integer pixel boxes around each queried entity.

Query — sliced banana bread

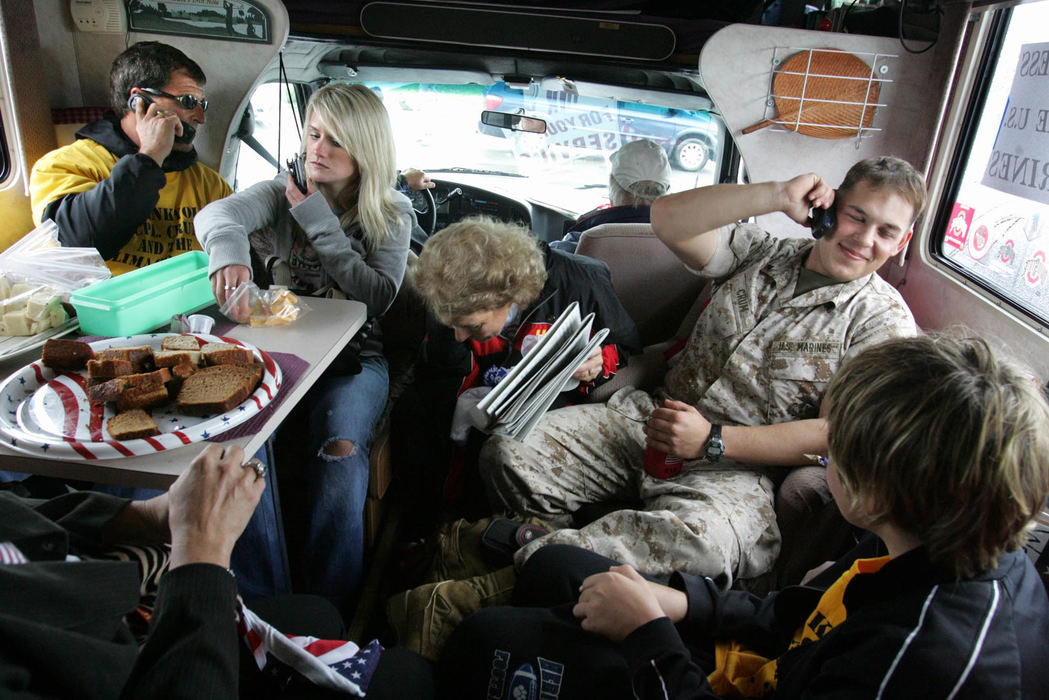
[41,338,94,371]
[175,364,261,416]
[94,345,155,372]
[106,408,160,441]
[200,342,255,366]
[161,334,202,351]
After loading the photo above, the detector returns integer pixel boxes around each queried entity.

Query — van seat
[576,223,710,403]
[51,107,108,146]
[576,223,707,348]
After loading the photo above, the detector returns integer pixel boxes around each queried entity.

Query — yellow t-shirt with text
[30,137,232,275]
[707,556,891,697]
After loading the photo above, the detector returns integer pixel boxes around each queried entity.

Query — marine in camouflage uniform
[481,219,918,587]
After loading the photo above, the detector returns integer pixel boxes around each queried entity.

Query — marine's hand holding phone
[783,172,834,228]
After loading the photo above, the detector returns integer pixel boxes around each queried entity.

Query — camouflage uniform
[480,222,917,586]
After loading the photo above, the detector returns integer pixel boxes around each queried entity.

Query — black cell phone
[127,93,153,111]
[286,154,307,194]
[809,201,836,239]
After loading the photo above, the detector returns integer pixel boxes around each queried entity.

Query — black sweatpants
[436,544,709,700]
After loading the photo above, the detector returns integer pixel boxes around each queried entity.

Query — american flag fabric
[239,604,382,696]
[0,541,29,564]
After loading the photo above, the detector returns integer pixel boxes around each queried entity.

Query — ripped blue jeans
[301,354,388,610]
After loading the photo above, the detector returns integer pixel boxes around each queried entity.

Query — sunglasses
[139,87,209,112]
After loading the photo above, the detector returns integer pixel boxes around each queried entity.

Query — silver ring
[243,458,266,479]
[223,285,234,291]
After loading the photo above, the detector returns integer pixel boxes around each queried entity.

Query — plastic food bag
[219,281,309,327]
[0,221,111,336]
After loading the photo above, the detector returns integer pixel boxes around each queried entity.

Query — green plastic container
[71,251,214,336]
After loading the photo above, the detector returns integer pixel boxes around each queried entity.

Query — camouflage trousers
[479,388,780,588]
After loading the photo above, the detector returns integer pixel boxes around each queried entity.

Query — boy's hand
[644,398,711,459]
[573,565,667,641]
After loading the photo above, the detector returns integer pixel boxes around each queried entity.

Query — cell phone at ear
[286,154,307,194]
[809,202,836,239]
[127,93,153,111]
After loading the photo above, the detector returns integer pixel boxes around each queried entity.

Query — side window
[933,1,1049,326]
[234,81,310,191]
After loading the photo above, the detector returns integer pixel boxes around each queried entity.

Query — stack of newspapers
[469,301,609,442]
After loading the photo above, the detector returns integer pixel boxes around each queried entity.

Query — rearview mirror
[481,110,547,134]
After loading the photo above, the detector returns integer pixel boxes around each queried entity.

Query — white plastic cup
[187,314,215,335]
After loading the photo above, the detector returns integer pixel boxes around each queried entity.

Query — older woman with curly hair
[395,215,640,525]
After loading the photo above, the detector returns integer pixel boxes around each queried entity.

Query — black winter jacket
[0,490,241,699]
[36,114,202,260]
[623,547,1049,699]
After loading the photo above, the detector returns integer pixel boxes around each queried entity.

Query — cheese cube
[3,311,32,336]
[10,283,37,297]
[48,304,68,327]
[26,292,54,320]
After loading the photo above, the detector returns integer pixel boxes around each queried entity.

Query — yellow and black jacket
[29,113,231,275]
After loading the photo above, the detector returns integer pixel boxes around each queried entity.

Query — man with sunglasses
[29,41,231,275]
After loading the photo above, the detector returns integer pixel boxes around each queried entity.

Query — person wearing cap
[550,138,672,254]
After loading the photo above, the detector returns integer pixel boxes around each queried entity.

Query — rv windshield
[235,79,724,219]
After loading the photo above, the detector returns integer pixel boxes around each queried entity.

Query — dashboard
[405,177,581,249]
[412,180,532,232]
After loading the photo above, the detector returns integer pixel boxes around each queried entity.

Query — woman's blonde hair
[413,216,547,325]
[826,334,1049,578]
[303,82,403,247]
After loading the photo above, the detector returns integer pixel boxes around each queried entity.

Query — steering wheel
[407,187,437,237]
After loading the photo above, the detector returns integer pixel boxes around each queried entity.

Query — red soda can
[643,446,682,479]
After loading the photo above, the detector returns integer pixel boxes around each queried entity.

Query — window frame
[233,79,312,192]
[927,4,1048,328]
[0,112,10,183]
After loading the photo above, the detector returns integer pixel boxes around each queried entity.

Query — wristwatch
[704,424,725,463]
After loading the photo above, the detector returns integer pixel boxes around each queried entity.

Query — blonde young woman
[195,82,415,611]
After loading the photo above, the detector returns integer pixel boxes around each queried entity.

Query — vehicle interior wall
[0,0,54,251]
[700,14,966,234]
[0,0,290,250]
[699,3,1049,380]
